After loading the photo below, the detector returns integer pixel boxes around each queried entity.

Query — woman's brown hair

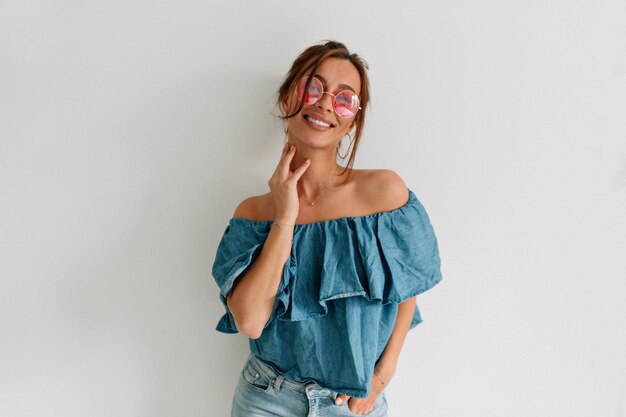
[275,40,370,185]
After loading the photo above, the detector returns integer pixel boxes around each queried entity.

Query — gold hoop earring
[336,132,354,160]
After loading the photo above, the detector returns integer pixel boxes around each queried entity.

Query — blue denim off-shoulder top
[211,188,443,398]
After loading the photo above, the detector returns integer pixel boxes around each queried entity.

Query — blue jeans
[231,352,388,416]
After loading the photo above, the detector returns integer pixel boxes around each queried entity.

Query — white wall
[1,1,625,416]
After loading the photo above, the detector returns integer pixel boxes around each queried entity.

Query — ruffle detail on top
[212,220,268,334]
[211,188,442,334]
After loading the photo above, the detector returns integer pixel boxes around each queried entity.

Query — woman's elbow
[234,317,263,339]
[227,294,263,339]
[240,324,263,340]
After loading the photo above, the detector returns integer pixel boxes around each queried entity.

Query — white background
[1,1,625,416]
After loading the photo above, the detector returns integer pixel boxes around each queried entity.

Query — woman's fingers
[290,158,311,181]
[279,144,297,178]
[277,142,289,167]
[272,141,309,182]
[335,394,350,405]
[271,142,291,178]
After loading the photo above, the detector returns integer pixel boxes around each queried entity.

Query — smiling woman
[211,40,443,417]
[277,41,370,182]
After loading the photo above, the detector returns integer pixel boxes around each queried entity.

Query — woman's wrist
[369,369,390,396]
[273,214,297,224]
[373,363,396,388]
[271,219,296,242]
[273,220,295,226]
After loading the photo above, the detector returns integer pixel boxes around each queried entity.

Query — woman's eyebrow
[313,74,357,94]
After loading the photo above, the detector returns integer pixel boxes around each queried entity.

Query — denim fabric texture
[232,352,388,417]
[212,188,442,398]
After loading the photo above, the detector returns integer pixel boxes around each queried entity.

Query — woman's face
[283,57,361,148]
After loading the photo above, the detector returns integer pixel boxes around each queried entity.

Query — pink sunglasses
[296,76,362,118]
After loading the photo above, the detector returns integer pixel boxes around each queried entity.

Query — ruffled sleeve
[361,190,442,330]
[211,219,270,334]
[373,190,443,303]
[268,189,443,329]
[379,191,442,330]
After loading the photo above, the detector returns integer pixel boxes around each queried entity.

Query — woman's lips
[303,114,334,130]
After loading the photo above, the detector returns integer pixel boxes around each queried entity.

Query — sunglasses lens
[334,91,360,118]
[296,77,360,118]
[296,77,323,104]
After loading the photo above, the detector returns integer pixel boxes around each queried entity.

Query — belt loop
[273,375,284,390]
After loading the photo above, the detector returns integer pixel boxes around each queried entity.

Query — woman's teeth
[305,115,331,127]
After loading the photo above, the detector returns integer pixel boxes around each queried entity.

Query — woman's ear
[281,92,294,115]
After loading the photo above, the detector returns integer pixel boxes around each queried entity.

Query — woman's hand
[267,142,310,222]
[335,373,387,415]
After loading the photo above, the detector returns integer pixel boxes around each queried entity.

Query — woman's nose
[316,92,334,113]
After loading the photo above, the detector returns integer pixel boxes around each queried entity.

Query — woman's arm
[227,143,311,339]
[374,296,417,386]
[338,297,415,407]
[370,170,416,382]
[226,198,295,339]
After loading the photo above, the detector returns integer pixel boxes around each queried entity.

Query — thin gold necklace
[299,170,340,206]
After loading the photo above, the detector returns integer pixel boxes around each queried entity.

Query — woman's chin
[294,132,337,149]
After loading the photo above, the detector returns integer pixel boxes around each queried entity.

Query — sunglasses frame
[296,76,362,118]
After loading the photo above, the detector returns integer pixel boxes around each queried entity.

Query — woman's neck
[289,148,345,197]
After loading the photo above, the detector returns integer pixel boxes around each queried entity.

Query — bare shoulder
[356,169,409,212]
[232,193,271,220]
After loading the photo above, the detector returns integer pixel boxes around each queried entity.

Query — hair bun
[323,40,347,50]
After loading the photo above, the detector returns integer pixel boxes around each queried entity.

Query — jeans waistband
[245,352,334,396]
